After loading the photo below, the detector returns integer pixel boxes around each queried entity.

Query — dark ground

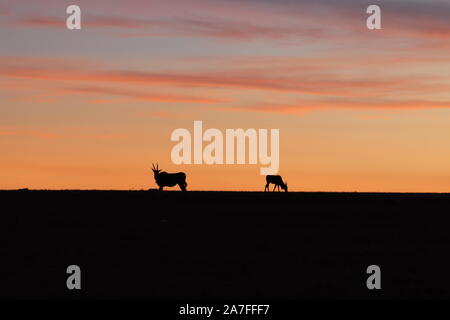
[1,190,450,300]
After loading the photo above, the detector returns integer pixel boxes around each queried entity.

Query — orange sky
[1,0,450,192]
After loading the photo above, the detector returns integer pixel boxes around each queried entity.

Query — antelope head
[283,181,288,192]
[152,163,162,179]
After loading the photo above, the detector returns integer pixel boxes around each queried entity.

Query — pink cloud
[11,0,450,45]
[224,99,450,115]
[2,63,448,98]
[17,15,324,41]
[3,55,450,114]
[64,86,228,104]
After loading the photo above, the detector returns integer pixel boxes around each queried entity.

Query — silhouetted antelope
[264,175,288,192]
[152,163,188,191]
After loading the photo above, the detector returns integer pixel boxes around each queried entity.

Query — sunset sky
[1,0,450,192]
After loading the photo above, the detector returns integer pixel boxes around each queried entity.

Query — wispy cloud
[0,127,61,139]
[0,125,129,140]
[17,15,325,41]
[2,55,450,113]
[19,16,151,29]
[2,62,449,98]
[11,0,450,45]
[64,86,228,104]
[225,99,450,115]
[135,110,195,119]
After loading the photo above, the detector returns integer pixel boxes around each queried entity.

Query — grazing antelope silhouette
[264,175,288,192]
[152,163,188,191]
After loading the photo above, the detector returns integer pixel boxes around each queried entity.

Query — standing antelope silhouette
[264,175,288,192]
[152,163,188,191]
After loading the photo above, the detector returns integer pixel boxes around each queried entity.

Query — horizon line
[1,189,450,195]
